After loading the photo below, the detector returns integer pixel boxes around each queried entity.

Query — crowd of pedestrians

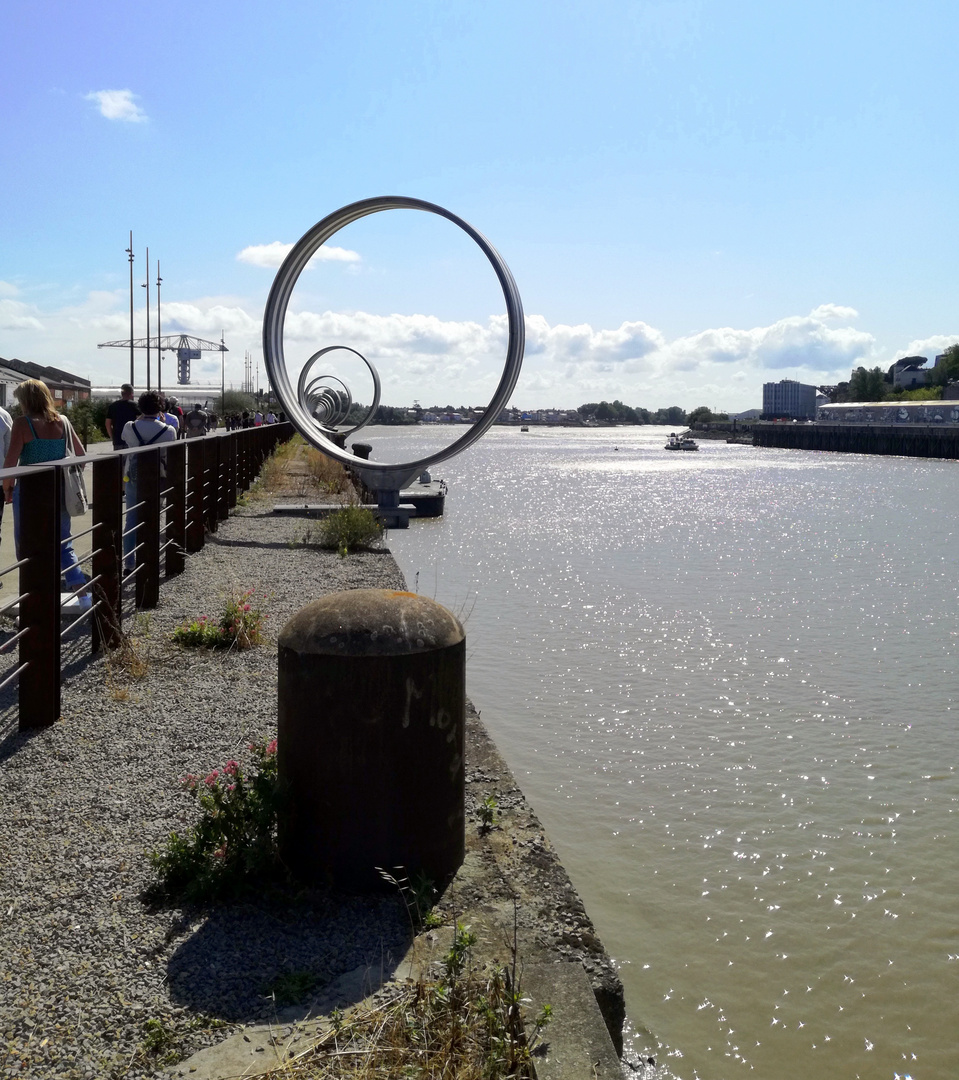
[1,382,283,595]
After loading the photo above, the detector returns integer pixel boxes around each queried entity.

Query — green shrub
[172,589,265,649]
[317,505,384,554]
[150,738,282,901]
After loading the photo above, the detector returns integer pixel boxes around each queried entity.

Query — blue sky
[2,0,958,411]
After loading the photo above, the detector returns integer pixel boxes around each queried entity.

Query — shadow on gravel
[164,890,411,1022]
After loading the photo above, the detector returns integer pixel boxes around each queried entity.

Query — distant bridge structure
[98,334,228,388]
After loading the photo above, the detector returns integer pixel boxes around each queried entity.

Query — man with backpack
[120,392,176,573]
[185,403,207,438]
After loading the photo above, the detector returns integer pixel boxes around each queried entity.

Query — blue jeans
[12,484,86,592]
[123,478,138,571]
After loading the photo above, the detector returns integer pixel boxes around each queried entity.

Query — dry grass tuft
[305,447,350,494]
[247,962,546,1080]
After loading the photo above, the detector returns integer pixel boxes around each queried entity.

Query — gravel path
[0,500,410,1079]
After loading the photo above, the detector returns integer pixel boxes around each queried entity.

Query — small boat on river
[665,432,699,451]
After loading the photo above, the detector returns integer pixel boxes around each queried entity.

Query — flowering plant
[172,589,265,650]
[150,737,282,900]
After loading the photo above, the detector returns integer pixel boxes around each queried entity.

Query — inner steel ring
[305,375,351,426]
[262,196,525,493]
[296,346,381,437]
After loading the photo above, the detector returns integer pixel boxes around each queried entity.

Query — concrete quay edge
[168,699,637,1079]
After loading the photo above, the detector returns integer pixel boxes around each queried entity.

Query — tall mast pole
[220,331,226,415]
[156,261,163,393]
[125,232,135,386]
[142,247,151,391]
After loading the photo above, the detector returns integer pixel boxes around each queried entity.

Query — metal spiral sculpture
[262,196,524,503]
[297,346,381,438]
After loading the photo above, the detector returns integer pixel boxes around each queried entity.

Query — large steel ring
[263,196,525,494]
[296,346,381,438]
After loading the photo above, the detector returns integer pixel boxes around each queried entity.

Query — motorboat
[665,432,699,451]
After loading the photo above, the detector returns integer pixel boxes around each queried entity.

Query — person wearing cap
[105,384,139,450]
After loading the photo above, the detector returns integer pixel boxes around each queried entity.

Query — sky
[2,0,959,412]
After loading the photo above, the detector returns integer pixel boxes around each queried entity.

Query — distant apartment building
[762,379,817,419]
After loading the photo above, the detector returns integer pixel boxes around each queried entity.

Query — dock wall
[753,422,959,459]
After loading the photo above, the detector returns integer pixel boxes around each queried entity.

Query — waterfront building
[762,378,817,419]
[0,355,91,409]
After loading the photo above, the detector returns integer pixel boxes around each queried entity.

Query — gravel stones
[0,505,407,1078]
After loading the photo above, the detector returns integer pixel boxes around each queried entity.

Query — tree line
[831,344,959,403]
[576,401,728,425]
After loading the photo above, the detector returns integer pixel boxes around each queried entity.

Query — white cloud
[0,298,44,332]
[237,242,361,268]
[809,303,859,322]
[0,281,21,299]
[86,89,147,123]
[895,333,959,360]
[0,287,895,410]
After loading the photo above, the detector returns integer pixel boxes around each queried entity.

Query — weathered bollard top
[279,588,464,657]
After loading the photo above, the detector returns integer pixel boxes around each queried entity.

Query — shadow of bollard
[278,588,465,892]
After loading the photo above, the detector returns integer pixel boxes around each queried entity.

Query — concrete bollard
[277,588,465,891]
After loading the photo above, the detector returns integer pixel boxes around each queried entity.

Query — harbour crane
[98,334,228,389]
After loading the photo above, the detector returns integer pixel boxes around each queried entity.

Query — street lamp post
[141,247,151,391]
[125,232,135,386]
[156,261,163,393]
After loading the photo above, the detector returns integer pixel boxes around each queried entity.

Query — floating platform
[273,480,446,530]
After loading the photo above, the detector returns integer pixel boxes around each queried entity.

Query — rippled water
[363,424,958,1080]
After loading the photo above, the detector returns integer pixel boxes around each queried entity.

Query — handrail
[0,423,293,730]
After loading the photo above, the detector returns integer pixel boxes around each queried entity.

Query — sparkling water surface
[362,424,957,1080]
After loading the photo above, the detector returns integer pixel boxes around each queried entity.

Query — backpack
[126,420,170,482]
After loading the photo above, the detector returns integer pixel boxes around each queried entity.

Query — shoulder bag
[61,416,89,517]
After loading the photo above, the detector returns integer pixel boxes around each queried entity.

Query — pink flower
[204,770,220,787]
[181,774,198,791]
[266,739,278,756]
[213,842,227,859]
[223,760,239,776]
[226,783,236,793]
[243,603,251,612]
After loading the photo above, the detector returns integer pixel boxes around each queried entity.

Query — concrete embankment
[752,420,959,458]
[0,489,637,1079]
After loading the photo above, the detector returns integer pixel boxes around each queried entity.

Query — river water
[361,423,957,1080]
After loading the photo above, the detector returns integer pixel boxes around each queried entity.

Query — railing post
[166,440,186,577]
[186,439,205,552]
[216,437,229,522]
[91,455,123,652]
[203,436,218,533]
[19,468,60,730]
[227,432,238,509]
[136,448,161,609]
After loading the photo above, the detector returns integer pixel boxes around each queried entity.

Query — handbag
[61,416,89,517]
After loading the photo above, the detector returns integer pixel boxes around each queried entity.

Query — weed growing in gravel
[316,505,384,555]
[479,795,499,832]
[377,866,443,932]
[172,588,265,649]
[150,737,282,901]
[265,969,320,1008]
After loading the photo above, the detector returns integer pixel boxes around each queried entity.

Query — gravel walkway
[0,500,411,1079]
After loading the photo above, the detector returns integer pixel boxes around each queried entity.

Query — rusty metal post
[227,434,238,509]
[186,439,205,552]
[136,448,161,609]
[165,440,186,577]
[91,454,123,651]
[278,589,466,891]
[18,468,60,729]
[215,437,229,522]
[203,436,218,533]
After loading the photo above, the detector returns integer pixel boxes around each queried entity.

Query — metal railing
[0,423,292,731]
